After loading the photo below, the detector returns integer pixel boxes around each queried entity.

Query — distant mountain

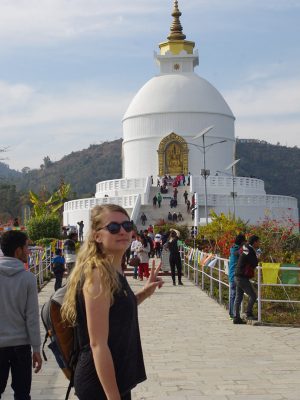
[0,139,299,219]
[236,139,300,203]
[15,139,123,198]
[0,161,21,180]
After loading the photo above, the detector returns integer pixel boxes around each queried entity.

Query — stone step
[136,202,194,231]
[149,185,192,205]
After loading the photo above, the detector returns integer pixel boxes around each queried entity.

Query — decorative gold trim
[157,132,189,176]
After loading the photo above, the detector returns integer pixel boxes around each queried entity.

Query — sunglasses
[98,220,134,234]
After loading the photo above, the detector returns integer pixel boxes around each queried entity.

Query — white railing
[130,194,142,224]
[122,194,139,209]
[143,176,152,204]
[257,265,300,323]
[192,176,265,195]
[95,178,147,196]
[64,195,139,212]
[195,193,298,209]
[181,247,229,305]
[28,246,52,287]
[181,245,300,324]
[266,195,298,208]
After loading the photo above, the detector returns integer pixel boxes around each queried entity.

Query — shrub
[35,238,58,248]
[247,218,300,263]
[196,212,300,262]
[26,215,61,242]
[197,212,248,257]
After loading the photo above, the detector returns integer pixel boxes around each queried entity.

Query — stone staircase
[135,185,194,231]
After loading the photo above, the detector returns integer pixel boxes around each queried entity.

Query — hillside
[0,161,21,180]
[236,139,300,202]
[0,138,299,220]
[16,139,122,197]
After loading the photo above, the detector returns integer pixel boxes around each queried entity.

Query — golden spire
[159,0,195,56]
[168,0,186,41]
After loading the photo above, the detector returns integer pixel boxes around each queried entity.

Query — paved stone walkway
[2,275,300,399]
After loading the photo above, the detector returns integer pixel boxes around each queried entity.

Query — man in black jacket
[233,235,260,324]
[166,230,183,286]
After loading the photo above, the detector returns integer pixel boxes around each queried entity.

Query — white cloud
[0,0,297,80]
[188,0,300,10]
[236,119,300,148]
[0,0,167,45]
[2,71,300,170]
[0,80,132,128]
[225,77,300,118]
[225,75,300,147]
[1,0,299,170]
[0,81,36,110]
[1,0,298,46]
[0,80,132,169]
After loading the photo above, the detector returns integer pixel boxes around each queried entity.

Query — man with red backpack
[233,235,260,324]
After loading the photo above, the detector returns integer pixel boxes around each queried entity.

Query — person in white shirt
[130,235,141,279]
[136,235,150,281]
[63,232,77,272]
[154,232,162,258]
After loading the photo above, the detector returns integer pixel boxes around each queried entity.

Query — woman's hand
[144,259,164,296]
[136,260,164,305]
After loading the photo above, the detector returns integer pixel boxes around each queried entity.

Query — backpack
[41,285,79,400]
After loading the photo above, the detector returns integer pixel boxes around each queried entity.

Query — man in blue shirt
[228,234,246,318]
[52,248,65,291]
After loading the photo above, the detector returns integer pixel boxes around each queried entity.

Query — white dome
[123,73,234,120]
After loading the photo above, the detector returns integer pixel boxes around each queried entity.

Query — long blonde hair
[61,204,130,326]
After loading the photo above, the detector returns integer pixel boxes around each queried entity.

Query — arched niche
[157,132,189,176]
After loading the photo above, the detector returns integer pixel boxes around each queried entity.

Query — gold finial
[167,0,186,41]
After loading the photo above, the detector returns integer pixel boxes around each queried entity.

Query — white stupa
[64,1,299,235]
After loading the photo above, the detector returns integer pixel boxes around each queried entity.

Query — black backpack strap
[65,373,74,400]
[65,317,81,400]
[42,332,49,361]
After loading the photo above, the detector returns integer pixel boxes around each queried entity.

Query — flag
[280,264,299,284]
[261,263,280,284]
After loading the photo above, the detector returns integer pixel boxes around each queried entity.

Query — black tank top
[168,238,180,259]
[76,272,146,395]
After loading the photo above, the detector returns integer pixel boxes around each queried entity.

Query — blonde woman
[61,204,163,400]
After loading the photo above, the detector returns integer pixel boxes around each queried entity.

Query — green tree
[43,156,53,168]
[26,215,61,241]
[29,182,71,217]
[0,146,8,161]
[26,181,71,241]
[0,183,21,220]
[21,167,31,174]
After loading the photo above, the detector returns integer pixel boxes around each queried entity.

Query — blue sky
[1,0,300,170]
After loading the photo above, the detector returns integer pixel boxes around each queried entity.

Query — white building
[64,1,299,235]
